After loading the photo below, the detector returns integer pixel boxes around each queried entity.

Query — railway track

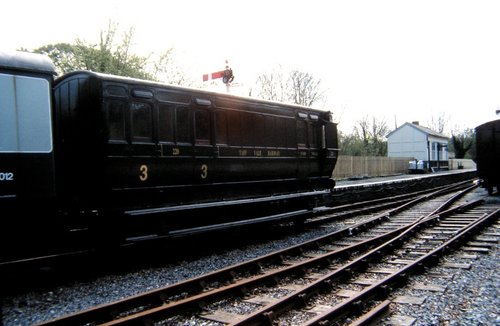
[0,180,472,276]
[36,179,498,326]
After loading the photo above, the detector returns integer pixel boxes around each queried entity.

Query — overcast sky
[2,0,499,134]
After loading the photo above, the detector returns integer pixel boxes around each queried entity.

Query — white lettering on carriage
[0,172,14,181]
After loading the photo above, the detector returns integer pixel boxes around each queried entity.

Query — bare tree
[355,116,371,147]
[151,48,195,86]
[255,66,288,103]
[353,115,389,156]
[254,66,325,107]
[427,112,449,134]
[288,70,324,107]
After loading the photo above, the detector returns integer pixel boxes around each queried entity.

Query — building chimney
[412,121,419,125]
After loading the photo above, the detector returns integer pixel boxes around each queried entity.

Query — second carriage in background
[475,119,500,195]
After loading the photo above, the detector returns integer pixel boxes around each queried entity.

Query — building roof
[387,122,449,140]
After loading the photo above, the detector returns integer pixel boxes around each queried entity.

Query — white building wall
[387,124,428,160]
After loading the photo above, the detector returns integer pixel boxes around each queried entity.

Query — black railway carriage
[0,51,57,206]
[53,71,338,210]
[0,51,338,251]
[475,119,500,194]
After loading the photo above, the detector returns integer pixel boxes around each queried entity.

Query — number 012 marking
[139,164,148,181]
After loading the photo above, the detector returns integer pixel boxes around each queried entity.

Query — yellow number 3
[200,164,208,179]
[139,164,148,181]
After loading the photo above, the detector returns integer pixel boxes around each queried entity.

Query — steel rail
[302,206,499,326]
[232,198,490,326]
[36,180,477,326]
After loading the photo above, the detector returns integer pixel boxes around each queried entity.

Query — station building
[387,121,449,171]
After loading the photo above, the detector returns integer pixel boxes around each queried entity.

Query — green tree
[33,21,193,85]
[338,131,365,156]
[34,22,152,80]
[29,42,85,75]
[449,128,475,159]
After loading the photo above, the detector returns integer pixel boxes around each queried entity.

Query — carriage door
[0,73,56,202]
[296,112,309,178]
[193,98,213,183]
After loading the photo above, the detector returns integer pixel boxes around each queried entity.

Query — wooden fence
[332,156,412,179]
[332,156,477,179]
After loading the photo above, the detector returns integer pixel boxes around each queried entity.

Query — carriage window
[285,119,296,148]
[108,100,127,141]
[195,110,210,144]
[227,111,241,145]
[0,74,52,152]
[254,114,265,147]
[132,89,153,99]
[265,116,276,147]
[309,123,318,148]
[176,106,190,143]
[157,91,191,104]
[158,103,174,142]
[276,118,287,147]
[105,85,127,98]
[240,112,254,146]
[216,111,228,144]
[297,120,307,148]
[131,102,152,142]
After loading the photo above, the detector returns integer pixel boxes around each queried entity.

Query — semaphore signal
[202,70,225,82]
[202,60,234,92]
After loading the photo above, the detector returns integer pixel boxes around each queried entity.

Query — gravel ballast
[1,186,498,326]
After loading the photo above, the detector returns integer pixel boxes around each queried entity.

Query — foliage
[34,21,151,80]
[449,128,475,159]
[353,116,388,156]
[339,116,389,156]
[29,42,86,75]
[32,21,192,85]
[338,131,366,156]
